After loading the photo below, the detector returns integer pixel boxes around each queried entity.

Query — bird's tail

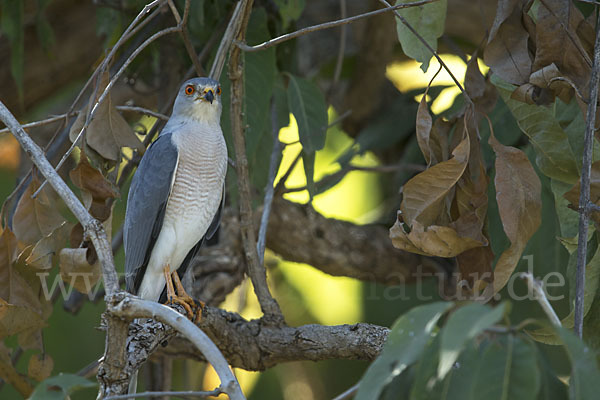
[128,370,138,394]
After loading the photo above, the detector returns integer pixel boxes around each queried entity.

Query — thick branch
[266,197,450,285]
[162,306,389,371]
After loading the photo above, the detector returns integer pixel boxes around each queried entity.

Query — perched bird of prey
[123,77,227,318]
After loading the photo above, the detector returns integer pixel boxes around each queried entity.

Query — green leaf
[273,0,305,29]
[471,335,541,400]
[30,373,96,400]
[355,301,453,400]
[554,326,600,400]
[35,0,55,51]
[438,302,507,379]
[492,75,579,184]
[286,74,327,153]
[1,0,25,98]
[244,9,277,193]
[394,0,447,72]
[534,344,569,400]
[286,74,328,198]
[409,334,442,400]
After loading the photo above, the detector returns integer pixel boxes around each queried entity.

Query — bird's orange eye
[216,86,221,95]
[185,85,195,95]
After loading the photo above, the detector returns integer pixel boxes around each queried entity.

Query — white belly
[137,125,227,301]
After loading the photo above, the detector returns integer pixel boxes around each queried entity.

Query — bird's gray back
[124,133,179,294]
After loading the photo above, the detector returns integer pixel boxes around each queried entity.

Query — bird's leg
[171,271,204,323]
[162,265,194,319]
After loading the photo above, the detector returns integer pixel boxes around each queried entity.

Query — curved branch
[107,294,245,400]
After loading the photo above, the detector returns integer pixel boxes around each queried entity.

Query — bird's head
[172,77,222,124]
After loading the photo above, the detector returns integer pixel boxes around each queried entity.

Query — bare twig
[48,25,181,189]
[257,105,282,265]
[332,0,348,86]
[332,383,359,400]
[107,294,245,400]
[519,273,561,327]
[228,0,284,324]
[0,101,119,295]
[0,106,168,137]
[237,0,437,52]
[209,1,244,80]
[116,106,170,121]
[105,389,222,400]
[574,7,600,338]
[167,0,205,76]
[0,112,76,136]
[376,0,469,102]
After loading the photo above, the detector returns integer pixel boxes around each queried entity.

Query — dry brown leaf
[456,246,495,298]
[416,96,435,166]
[59,248,102,294]
[69,154,119,222]
[564,161,600,225]
[28,353,53,382]
[390,220,485,258]
[489,134,542,293]
[0,298,44,342]
[70,73,144,161]
[529,63,574,103]
[25,222,71,270]
[484,0,532,85]
[400,134,470,227]
[0,343,33,397]
[12,175,64,247]
[465,54,486,99]
[533,0,592,97]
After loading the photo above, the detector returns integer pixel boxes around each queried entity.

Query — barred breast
[165,122,227,249]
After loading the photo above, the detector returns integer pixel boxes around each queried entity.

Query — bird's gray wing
[124,133,178,295]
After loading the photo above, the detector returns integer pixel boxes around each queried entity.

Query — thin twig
[274,149,302,194]
[257,104,282,265]
[236,0,437,52]
[104,389,222,400]
[519,273,561,327]
[332,0,347,86]
[574,7,600,338]
[228,0,284,324]
[376,0,469,103]
[167,0,205,76]
[209,1,244,80]
[107,294,245,400]
[0,106,167,137]
[116,106,170,121]
[332,383,359,400]
[0,112,78,135]
[36,20,182,197]
[0,101,120,295]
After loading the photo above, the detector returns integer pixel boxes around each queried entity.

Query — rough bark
[162,306,390,371]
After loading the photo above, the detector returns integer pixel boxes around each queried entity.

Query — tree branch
[0,100,119,295]
[266,197,451,285]
[574,5,600,338]
[228,0,284,324]
[105,294,245,400]
[161,306,389,371]
[235,0,438,52]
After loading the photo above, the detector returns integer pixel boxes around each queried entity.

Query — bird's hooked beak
[203,89,214,104]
